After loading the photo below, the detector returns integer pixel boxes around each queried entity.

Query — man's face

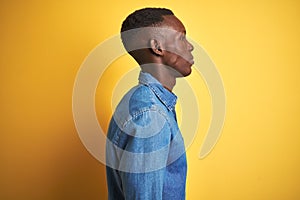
[160,15,194,77]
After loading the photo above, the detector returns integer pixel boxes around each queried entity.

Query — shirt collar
[138,71,177,111]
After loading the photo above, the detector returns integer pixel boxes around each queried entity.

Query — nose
[187,40,194,52]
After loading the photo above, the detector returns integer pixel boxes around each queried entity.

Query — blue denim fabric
[106,71,187,200]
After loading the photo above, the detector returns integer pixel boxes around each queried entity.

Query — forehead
[161,15,186,34]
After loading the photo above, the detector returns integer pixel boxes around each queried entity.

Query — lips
[188,56,194,64]
[180,54,194,64]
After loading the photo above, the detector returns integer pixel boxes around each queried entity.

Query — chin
[174,68,192,78]
[183,69,192,77]
[170,61,193,77]
[182,64,193,77]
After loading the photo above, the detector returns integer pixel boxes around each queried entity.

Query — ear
[149,39,164,56]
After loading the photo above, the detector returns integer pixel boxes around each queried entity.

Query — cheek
[163,49,176,65]
[164,43,190,67]
[165,53,183,69]
[169,54,179,65]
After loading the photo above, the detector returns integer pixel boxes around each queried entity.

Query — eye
[180,35,186,41]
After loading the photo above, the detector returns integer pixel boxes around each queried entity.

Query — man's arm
[117,110,172,200]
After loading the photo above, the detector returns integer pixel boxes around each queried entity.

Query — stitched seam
[122,105,169,129]
[149,84,175,111]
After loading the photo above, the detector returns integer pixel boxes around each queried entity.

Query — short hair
[121,8,174,52]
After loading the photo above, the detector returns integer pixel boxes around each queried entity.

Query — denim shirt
[106,71,187,200]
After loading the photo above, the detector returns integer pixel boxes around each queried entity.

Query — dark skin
[131,15,194,91]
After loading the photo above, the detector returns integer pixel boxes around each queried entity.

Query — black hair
[121,8,174,32]
[121,8,174,52]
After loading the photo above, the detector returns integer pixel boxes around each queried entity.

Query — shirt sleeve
[117,109,172,200]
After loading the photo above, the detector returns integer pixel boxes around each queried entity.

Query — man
[106,7,194,200]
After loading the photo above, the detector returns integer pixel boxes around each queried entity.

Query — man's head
[121,8,194,77]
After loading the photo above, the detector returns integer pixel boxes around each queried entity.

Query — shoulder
[113,84,170,131]
[127,84,156,112]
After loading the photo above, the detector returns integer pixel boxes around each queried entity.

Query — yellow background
[1,0,300,199]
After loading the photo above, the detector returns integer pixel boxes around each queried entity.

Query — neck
[141,63,176,91]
